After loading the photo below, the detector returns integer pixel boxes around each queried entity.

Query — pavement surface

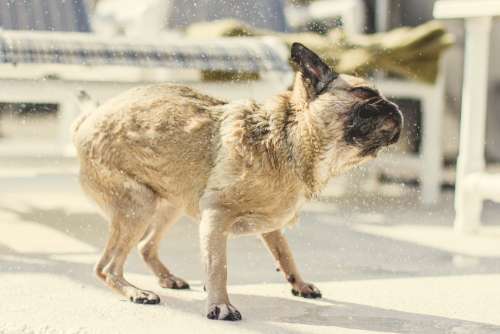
[2,171,500,334]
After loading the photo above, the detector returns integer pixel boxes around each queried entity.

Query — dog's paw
[206,303,242,321]
[159,275,190,290]
[128,290,160,304]
[291,282,322,299]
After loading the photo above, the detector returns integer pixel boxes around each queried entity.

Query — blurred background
[2,0,500,189]
[1,1,500,333]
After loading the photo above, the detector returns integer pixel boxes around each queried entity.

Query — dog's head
[289,42,403,176]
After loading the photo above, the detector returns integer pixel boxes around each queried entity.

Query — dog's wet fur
[72,43,402,321]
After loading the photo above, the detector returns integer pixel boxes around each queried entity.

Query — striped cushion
[0,31,290,73]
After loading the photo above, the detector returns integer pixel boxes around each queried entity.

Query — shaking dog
[72,43,402,321]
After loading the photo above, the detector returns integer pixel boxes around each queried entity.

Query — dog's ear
[290,42,338,98]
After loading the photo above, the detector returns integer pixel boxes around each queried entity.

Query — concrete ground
[2,168,500,334]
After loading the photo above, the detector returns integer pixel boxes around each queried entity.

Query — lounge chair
[0,0,291,156]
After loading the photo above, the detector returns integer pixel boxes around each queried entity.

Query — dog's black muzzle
[345,98,403,155]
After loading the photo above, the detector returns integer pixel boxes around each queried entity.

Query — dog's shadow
[156,287,500,334]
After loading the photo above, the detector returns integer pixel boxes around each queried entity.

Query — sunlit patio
[1,167,500,333]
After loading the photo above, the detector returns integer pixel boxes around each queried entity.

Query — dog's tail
[71,90,99,146]
[76,90,99,114]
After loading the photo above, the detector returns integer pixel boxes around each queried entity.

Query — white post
[454,17,492,233]
[420,68,445,205]
[375,0,390,32]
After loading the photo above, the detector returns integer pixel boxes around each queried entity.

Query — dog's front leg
[199,206,242,321]
[261,229,322,299]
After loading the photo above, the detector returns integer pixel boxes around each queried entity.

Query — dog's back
[73,83,226,215]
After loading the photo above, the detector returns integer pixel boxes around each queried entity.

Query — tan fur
[73,52,400,319]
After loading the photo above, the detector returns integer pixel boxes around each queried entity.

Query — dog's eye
[351,87,378,99]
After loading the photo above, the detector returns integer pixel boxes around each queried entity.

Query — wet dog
[72,43,402,321]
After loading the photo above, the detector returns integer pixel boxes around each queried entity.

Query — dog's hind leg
[102,211,161,304]
[101,188,162,304]
[138,200,189,290]
[83,169,162,304]
[94,225,119,281]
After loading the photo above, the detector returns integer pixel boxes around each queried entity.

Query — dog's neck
[236,92,333,198]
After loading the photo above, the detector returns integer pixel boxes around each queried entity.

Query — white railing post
[420,69,444,205]
[454,17,492,233]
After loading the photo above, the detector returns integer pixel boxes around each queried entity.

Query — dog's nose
[381,112,402,145]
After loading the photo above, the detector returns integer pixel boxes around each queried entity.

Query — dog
[72,42,402,321]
